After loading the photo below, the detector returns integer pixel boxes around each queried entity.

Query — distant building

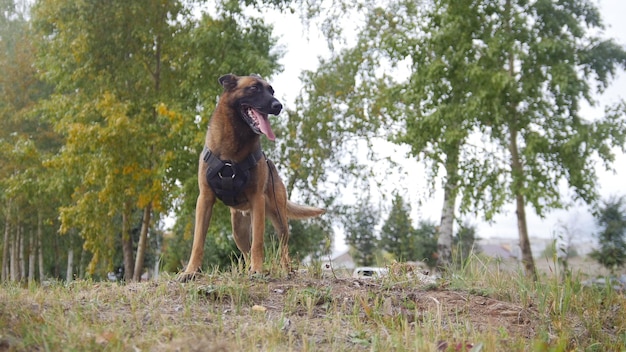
[478,236,598,260]
[303,249,356,271]
[320,250,355,270]
[479,244,517,259]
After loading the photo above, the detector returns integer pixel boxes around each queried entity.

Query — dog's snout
[270,100,282,114]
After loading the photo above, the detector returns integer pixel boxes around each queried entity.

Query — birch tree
[1,0,58,282]
[420,0,626,278]
[295,0,626,279]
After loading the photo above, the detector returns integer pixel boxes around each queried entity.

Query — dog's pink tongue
[253,110,276,141]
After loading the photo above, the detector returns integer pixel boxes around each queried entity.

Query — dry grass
[1,255,625,351]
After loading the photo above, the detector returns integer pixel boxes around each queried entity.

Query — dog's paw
[176,271,200,283]
[248,271,269,281]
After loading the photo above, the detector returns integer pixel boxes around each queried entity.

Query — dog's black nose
[271,100,282,113]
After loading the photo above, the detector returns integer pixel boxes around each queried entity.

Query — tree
[344,196,379,266]
[1,0,58,282]
[590,196,626,274]
[380,193,415,261]
[32,0,286,279]
[298,0,626,280]
[453,222,480,267]
[411,220,439,267]
[33,0,192,279]
[284,219,332,263]
[378,193,438,265]
[383,1,501,270]
[283,1,497,272]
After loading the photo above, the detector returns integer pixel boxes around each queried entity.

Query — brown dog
[178,74,325,281]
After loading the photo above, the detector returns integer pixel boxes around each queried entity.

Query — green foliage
[344,196,379,266]
[370,0,626,219]
[590,196,626,273]
[285,219,332,262]
[269,18,399,221]
[294,0,626,278]
[380,193,414,261]
[26,0,287,277]
[453,222,480,266]
[4,0,626,282]
[0,0,61,281]
[410,220,439,267]
[379,193,438,265]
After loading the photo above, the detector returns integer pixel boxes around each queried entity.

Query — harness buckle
[218,162,236,179]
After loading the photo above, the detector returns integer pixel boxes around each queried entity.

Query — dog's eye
[247,85,259,93]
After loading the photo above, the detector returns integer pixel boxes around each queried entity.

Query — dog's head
[218,74,282,141]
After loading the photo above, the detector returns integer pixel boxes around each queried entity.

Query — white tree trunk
[437,182,455,267]
[133,204,152,281]
[28,232,36,283]
[38,232,44,282]
[10,226,18,281]
[2,203,10,281]
[66,248,74,283]
[19,226,25,281]
[437,146,460,269]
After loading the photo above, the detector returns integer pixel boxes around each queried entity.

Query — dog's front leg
[178,191,215,282]
[249,196,266,274]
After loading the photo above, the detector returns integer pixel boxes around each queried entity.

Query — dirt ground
[162,266,542,351]
[265,275,537,337]
[2,255,623,351]
[165,256,626,351]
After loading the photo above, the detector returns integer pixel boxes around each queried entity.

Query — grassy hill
[1,256,625,351]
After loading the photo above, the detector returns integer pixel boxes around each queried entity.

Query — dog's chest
[203,147,263,206]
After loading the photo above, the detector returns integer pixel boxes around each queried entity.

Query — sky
[266,0,626,250]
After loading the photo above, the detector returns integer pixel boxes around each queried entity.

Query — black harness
[203,146,264,206]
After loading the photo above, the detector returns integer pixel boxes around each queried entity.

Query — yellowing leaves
[156,102,169,116]
[137,179,165,210]
[97,92,131,130]
[137,193,152,209]
[157,102,185,133]
[122,164,139,175]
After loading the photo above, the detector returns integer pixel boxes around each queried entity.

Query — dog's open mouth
[241,106,276,141]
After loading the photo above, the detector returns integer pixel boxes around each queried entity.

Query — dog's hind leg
[264,161,291,271]
[268,209,291,272]
[249,196,267,274]
[266,190,290,272]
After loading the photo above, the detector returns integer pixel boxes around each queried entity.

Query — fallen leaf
[95,332,115,345]
[252,305,267,313]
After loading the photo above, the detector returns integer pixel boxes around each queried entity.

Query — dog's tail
[286,201,325,219]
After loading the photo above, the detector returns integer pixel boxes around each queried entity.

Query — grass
[1,254,625,351]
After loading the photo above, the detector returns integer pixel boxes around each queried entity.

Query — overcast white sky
[267,0,626,249]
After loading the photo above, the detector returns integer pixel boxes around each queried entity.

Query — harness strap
[203,146,264,206]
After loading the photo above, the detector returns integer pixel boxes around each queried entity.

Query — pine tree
[380,193,414,261]
[453,222,480,266]
[590,196,626,274]
[411,220,439,267]
[344,197,379,266]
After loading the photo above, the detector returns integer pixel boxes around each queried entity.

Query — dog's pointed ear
[218,74,238,91]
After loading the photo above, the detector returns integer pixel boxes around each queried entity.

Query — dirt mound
[160,272,539,351]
